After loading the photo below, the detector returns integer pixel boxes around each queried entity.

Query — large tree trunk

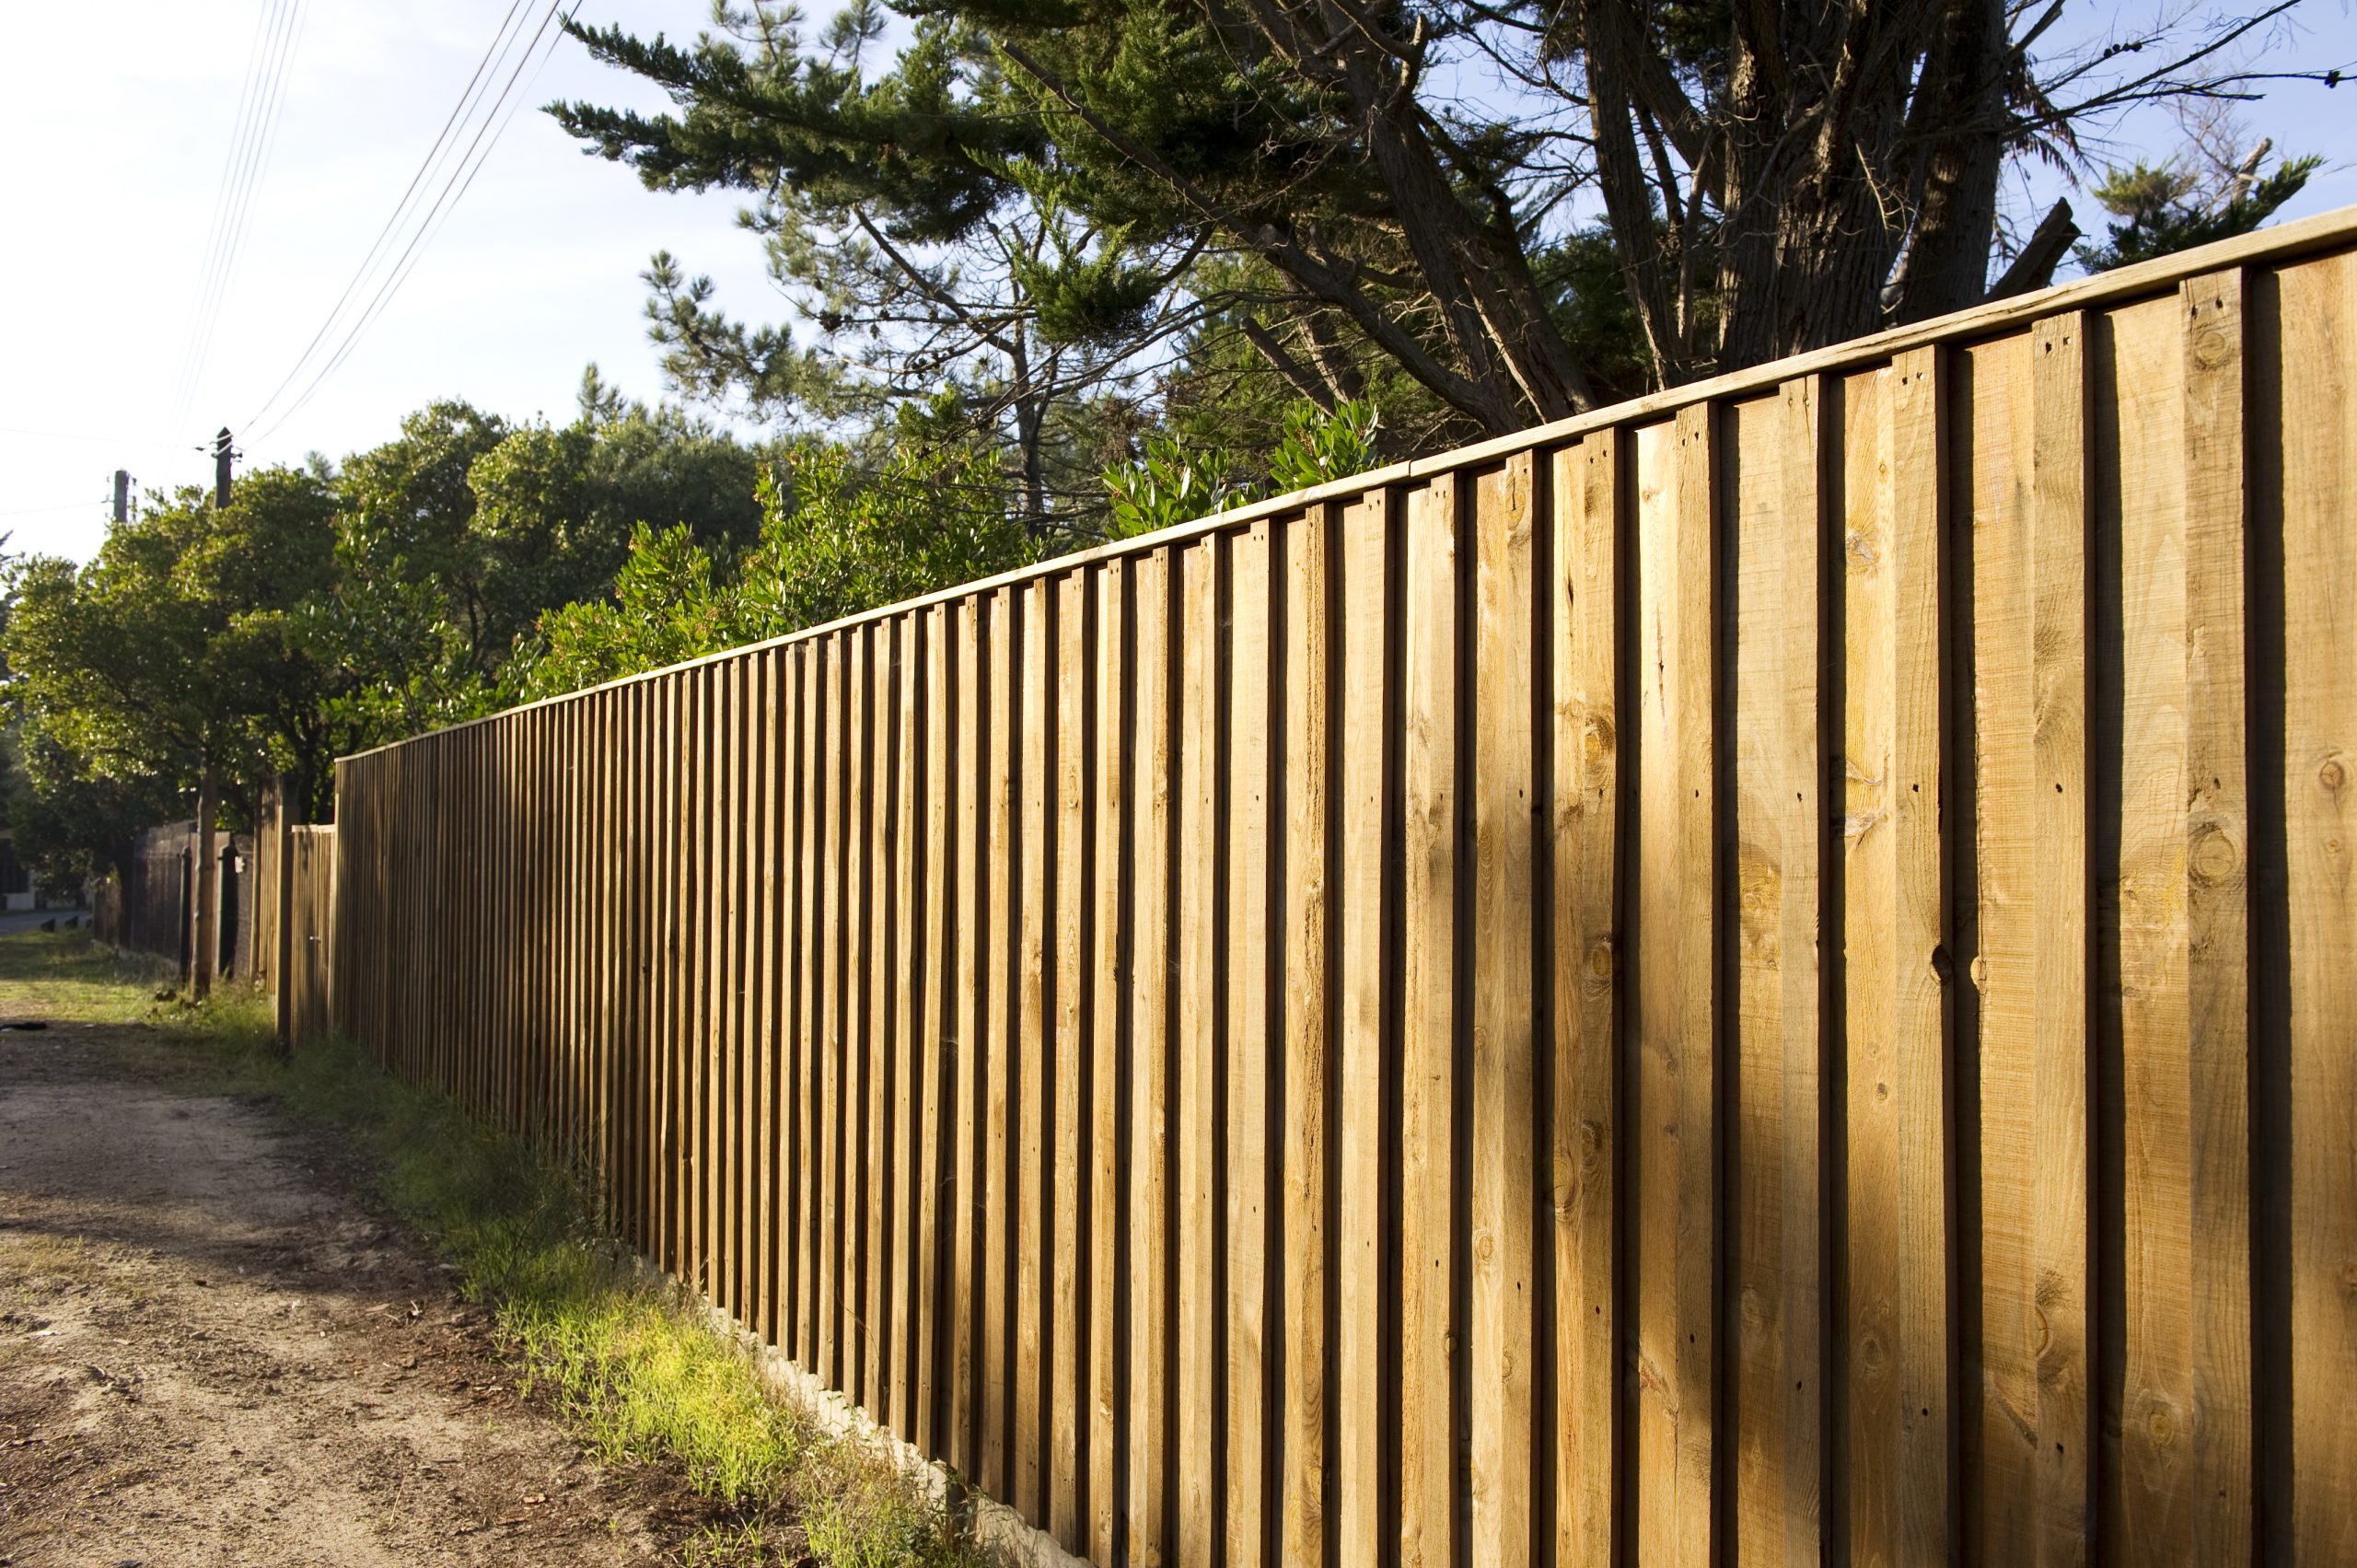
[1887,0,2012,322]
[1713,0,1914,368]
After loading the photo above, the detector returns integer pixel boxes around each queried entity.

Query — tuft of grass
[5,932,998,1568]
[0,1232,101,1295]
[798,1440,976,1568]
[0,930,180,1025]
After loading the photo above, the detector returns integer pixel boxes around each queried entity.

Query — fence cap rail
[335,197,2357,767]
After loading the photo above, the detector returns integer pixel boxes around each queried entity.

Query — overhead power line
[166,0,283,428]
[238,0,535,438]
[245,0,573,446]
[167,0,310,437]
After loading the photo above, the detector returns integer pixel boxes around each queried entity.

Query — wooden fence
[327,209,2357,1567]
[97,820,257,981]
[281,824,336,1047]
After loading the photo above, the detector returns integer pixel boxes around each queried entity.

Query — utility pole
[112,469,130,525]
[190,430,234,996]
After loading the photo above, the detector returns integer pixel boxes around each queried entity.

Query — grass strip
[0,931,993,1568]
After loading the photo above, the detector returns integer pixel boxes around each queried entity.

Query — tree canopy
[0,376,776,876]
[552,0,2345,485]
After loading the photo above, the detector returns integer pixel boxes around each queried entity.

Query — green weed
[0,929,180,1024]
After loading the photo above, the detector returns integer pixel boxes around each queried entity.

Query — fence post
[193,761,219,1000]
[274,776,296,1051]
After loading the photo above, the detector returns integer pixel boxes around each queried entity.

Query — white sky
[4,1,2353,565]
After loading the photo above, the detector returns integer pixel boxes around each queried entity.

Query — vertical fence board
[2278,245,2356,1565]
[1335,485,1390,1568]
[1967,328,2038,1568]
[820,638,848,1388]
[1841,365,1899,1567]
[1281,504,1333,1568]
[2111,291,2200,1563]
[756,655,781,1346]
[916,610,950,1455]
[1128,549,1174,1568]
[1472,454,1537,1568]
[1054,570,1088,1549]
[795,646,823,1365]
[893,616,923,1439]
[1228,520,1272,1568]
[984,588,1016,1499]
[2179,268,2254,1566]
[1090,563,1126,1566]
[692,666,716,1303]
[1017,580,1050,1524]
[871,625,900,1420]
[1399,474,1457,1568]
[1633,407,1717,1568]
[853,631,882,1409]
[1894,347,1953,1565]
[1731,380,1825,1568]
[2029,311,2095,1568]
[1177,537,1220,1568]
[950,598,984,1478]
[1551,433,1620,1568]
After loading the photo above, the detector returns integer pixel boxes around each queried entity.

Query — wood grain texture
[1089,562,1125,1567]
[1176,538,1220,1568]
[1227,519,1271,1568]
[819,641,848,1386]
[915,610,949,1455]
[1730,381,1824,1568]
[1128,549,1174,1568]
[1888,347,1951,1567]
[863,628,892,1413]
[2179,268,2253,1567]
[1551,433,1620,1568]
[2029,313,2094,1568]
[1633,408,1718,1568]
[757,654,784,1348]
[950,598,983,1477]
[893,619,923,1437]
[1017,580,1050,1522]
[2111,292,2198,1563]
[1334,486,1390,1568]
[2276,246,2356,1567]
[1054,569,1086,1548]
[1280,504,1333,1568]
[1840,365,1898,1567]
[1399,473,1457,1568]
[1963,325,2037,1568]
[1472,454,1537,1568]
[983,589,1016,1497]
[689,666,713,1304]
[795,645,824,1365]
[839,632,867,1386]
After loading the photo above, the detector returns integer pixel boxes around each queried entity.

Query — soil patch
[0,1020,754,1566]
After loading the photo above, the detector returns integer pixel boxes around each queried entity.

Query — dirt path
[0,1019,732,1567]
